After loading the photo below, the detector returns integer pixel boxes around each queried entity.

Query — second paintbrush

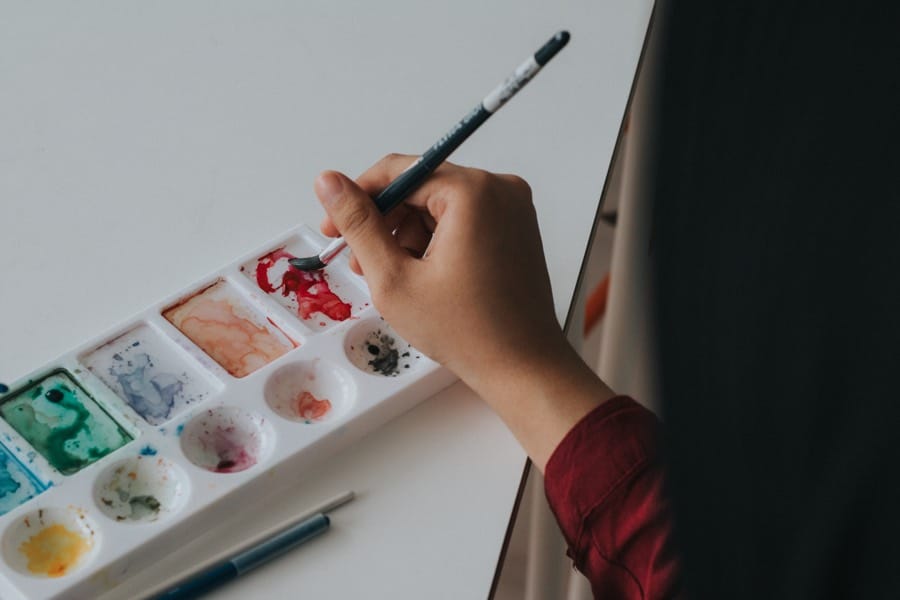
[289,30,570,272]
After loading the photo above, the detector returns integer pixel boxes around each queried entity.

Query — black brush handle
[372,105,490,214]
[370,30,570,215]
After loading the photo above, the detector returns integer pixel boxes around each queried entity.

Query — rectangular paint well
[0,372,133,476]
[81,324,217,426]
[163,280,296,378]
[0,443,45,516]
[241,240,366,331]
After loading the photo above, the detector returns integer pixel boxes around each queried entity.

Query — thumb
[315,170,407,280]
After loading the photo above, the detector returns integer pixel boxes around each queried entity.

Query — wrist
[457,334,616,471]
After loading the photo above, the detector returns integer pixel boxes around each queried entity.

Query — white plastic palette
[0,225,455,600]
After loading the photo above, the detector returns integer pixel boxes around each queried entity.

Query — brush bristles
[288,256,327,272]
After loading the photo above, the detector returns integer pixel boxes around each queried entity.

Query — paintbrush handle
[371,30,569,216]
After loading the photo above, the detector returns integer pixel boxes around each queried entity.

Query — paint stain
[83,325,213,426]
[348,324,420,377]
[181,409,265,474]
[0,373,132,475]
[139,445,158,456]
[163,281,296,378]
[126,495,161,520]
[0,444,44,516]
[255,249,352,322]
[0,383,9,394]
[97,457,178,523]
[19,523,92,577]
[209,432,256,473]
[365,331,401,376]
[293,391,331,423]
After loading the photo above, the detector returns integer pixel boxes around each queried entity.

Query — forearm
[463,335,617,472]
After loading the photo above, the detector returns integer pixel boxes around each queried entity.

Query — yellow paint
[19,523,91,577]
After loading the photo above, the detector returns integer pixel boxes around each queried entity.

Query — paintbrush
[145,491,355,599]
[289,30,570,272]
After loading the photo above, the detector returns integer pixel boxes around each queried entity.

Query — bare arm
[314,155,615,470]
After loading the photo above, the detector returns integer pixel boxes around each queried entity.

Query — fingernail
[316,172,345,206]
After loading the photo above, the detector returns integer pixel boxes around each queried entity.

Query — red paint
[294,391,331,421]
[256,249,352,322]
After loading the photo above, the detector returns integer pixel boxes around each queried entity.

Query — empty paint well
[0,372,133,476]
[179,407,273,474]
[81,324,218,426]
[241,241,367,331]
[344,318,422,377]
[2,507,99,578]
[0,443,45,516]
[264,360,355,424]
[163,280,297,378]
[94,456,188,523]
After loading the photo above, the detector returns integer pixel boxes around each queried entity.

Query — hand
[317,154,565,388]
[316,154,614,470]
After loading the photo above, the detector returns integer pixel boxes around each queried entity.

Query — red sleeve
[544,396,681,599]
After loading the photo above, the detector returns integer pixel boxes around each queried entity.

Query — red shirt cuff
[543,396,661,561]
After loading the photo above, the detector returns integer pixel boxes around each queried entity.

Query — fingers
[348,210,431,274]
[320,153,419,238]
[356,153,420,194]
[321,205,410,239]
[315,171,409,286]
[394,211,433,258]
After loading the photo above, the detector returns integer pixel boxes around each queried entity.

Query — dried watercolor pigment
[163,281,296,378]
[293,391,332,423]
[82,325,214,426]
[252,248,352,322]
[0,444,44,516]
[355,329,418,376]
[95,456,182,523]
[0,372,132,475]
[180,408,269,474]
[18,522,92,578]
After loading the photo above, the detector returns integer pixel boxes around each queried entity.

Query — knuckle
[503,174,533,198]
[380,152,415,168]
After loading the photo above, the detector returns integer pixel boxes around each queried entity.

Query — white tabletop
[0,2,652,598]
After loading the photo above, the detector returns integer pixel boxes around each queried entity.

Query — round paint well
[344,318,422,377]
[94,456,188,524]
[264,360,355,424]
[179,407,273,474]
[2,507,99,578]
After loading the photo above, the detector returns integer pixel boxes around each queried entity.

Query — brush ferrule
[319,238,348,265]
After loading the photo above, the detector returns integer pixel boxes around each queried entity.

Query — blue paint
[83,325,212,426]
[0,444,44,515]
[110,353,182,425]
[176,423,185,436]
[139,445,158,456]
[0,383,8,394]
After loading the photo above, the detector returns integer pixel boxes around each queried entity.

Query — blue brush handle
[154,513,330,599]
[154,561,238,599]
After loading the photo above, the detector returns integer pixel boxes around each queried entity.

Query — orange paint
[19,523,91,578]
[583,273,610,336]
[294,391,331,421]
[164,282,295,378]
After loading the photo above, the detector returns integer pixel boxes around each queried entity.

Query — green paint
[0,372,131,475]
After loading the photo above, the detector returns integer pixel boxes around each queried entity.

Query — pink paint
[256,249,352,322]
